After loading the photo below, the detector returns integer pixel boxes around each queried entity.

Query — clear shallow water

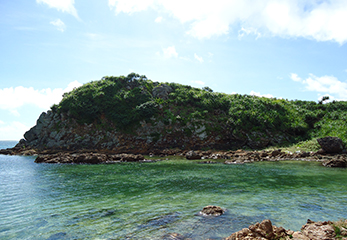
[1,141,347,239]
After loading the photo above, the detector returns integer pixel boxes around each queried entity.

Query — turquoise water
[1,141,347,239]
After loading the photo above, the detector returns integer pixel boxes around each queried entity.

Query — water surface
[1,141,347,239]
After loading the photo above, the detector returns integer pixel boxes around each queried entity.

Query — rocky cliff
[6,73,347,154]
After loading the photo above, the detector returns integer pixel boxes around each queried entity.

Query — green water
[1,150,347,239]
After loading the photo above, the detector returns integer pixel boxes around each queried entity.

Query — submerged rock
[162,233,187,240]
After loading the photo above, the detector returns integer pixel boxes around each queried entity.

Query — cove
[1,154,347,239]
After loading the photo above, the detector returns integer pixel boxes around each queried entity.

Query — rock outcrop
[225,219,347,240]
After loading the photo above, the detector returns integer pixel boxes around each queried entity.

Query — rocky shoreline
[1,138,347,167]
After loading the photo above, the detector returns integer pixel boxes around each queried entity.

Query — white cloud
[290,73,302,82]
[162,46,178,58]
[108,0,347,44]
[0,121,29,140]
[238,27,261,39]
[0,120,4,125]
[250,90,274,98]
[194,53,204,63]
[291,73,347,100]
[155,16,163,23]
[0,81,82,116]
[50,19,66,32]
[36,0,79,19]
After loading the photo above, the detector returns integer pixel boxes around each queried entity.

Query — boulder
[199,205,224,216]
[300,220,336,240]
[185,150,201,160]
[317,136,344,153]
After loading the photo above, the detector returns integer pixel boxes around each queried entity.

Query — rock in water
[199,205,224,216]
[317,136,344,153]
[185,150,201,160]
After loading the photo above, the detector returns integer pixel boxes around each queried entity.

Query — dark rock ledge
[34,152,147,164]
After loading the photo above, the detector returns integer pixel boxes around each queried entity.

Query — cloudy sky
[1,0,347,140]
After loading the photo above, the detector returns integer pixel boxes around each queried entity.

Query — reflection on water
[0,152,347,239]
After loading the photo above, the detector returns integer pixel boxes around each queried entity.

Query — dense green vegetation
[52,73,347,147]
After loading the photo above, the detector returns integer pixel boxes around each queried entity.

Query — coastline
[1,145,346,167]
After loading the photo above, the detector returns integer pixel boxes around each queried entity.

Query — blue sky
[1,0,347,140]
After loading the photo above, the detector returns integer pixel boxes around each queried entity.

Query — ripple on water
[0,157,347,239]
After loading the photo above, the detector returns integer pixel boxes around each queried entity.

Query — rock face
[317,136,344,153]
[199,205,224,216]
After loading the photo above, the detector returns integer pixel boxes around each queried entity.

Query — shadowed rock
[317,136,344,153]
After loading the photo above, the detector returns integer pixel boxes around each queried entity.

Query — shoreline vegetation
[1,73,347,239]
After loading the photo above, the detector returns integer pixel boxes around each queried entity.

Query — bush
[53,73,347,146]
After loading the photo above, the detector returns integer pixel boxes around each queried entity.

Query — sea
[0,140,347,239]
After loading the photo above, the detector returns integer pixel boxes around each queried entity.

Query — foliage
[53,73,347,147]
[56,73,155,129]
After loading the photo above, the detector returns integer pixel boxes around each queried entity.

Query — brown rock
[271,149,282,157]
[199,205,224,216]
[225,219,294,240]
[300,220,336,240]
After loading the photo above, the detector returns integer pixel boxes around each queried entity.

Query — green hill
[21,73,347,152]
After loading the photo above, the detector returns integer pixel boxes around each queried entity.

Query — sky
[1,0,347,140]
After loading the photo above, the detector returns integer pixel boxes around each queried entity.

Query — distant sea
[0,140,17,149]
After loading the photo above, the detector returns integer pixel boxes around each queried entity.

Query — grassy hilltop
[50,73,347,150]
